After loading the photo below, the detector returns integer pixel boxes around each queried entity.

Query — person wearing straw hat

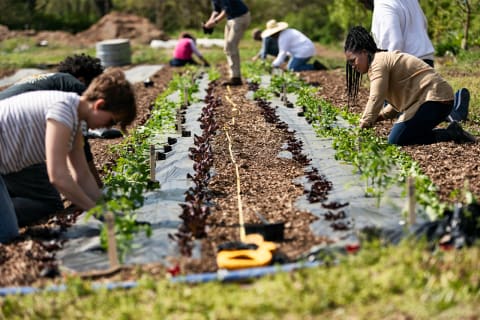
[203,0,251,86]
[251,28,279,62]
[261,19,326,71]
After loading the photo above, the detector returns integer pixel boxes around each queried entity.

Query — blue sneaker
[449,88,470,121]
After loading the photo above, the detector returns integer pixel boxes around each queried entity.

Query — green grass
[1,240,480,319]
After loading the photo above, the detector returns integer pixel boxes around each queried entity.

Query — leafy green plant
[267,71,449,216]
[86,66,203,262]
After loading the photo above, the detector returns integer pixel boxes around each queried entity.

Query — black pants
[3,163,63,227]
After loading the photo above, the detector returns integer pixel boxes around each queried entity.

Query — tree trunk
[461,1,471,50]
[94,0,113,16]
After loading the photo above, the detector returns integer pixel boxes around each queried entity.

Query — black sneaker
[446,121,476,143]
[449,88,470,122]
[313,60,327,70]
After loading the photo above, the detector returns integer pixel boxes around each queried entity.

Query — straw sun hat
[261,20,288,38]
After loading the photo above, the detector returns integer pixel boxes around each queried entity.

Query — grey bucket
[96,39,131,67]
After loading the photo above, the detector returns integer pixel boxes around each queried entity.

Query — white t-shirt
[272,28,316,67]
[372,0,434,61]
[0,90,80,174]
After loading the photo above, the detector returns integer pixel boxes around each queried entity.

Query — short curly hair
[57,53,104,86]
[83,67,136,131]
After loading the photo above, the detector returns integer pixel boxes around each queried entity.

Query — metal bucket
[96,39,131,67]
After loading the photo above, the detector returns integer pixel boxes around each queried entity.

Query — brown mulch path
[1,64,479,287]
[189,79,326,273]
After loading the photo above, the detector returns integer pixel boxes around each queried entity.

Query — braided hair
[57,54,104,87]
[344,26,382,107]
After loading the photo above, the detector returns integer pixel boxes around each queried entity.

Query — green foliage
[421,0,480,54]
[3,241,480,318]
[327,0,372,36]
[269,71,449,216]
[285,3,343,44]
[2,0,480,56]
[85,68,202,262]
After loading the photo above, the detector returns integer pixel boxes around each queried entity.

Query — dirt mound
[0,12,168,45]
[75,11,169,45]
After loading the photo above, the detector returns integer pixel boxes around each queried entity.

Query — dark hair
[358,0,374,11]
[344,26,381,106]
[179,32,196,44]
[83,68,136,131]
[57,54,104,87]
[252,28,262,41]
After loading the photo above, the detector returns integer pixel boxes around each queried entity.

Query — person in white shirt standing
[261,20,326,71]
[358,0,469,122]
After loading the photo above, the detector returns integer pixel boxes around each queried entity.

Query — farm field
[1,14,480,318]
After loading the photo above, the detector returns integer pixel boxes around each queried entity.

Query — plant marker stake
[407,176,416,225]
[105,212,119,268]
[183,84,189,107]
[150,144,156,182]
[176,110,182,134]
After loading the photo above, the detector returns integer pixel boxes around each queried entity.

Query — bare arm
[205,10,225,28]
[45,119,100,210]
[68,129,102,201]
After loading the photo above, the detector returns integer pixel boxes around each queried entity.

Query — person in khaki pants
[204,0,251,86]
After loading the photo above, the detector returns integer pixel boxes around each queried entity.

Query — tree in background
[93,0,113,16]
[326,0,371,35]
[0,0,478,55]
[456,0,480,50]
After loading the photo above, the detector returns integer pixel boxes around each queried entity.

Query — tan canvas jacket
[360,51,453,128]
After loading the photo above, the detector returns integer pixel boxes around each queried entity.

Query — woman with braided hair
[344,26,476,146]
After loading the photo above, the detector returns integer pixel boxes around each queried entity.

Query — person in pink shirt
[169,32,210,67]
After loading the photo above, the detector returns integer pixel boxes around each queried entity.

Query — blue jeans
[0,176,19,243]
[388,101,453,146]
[287,57,314,71]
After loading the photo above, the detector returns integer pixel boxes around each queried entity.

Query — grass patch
[2,241,480,319]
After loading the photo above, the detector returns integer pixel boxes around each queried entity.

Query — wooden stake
[150,144,156,182]
[407,176,416,225]
[183,85,189,107]
[105,212,119,268]
[176,110,182,134]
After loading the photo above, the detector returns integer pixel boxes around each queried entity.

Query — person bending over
[0,68,136,243]
[251,28,279,62]
[357,0,470,122]
[169,32,210,67]
[344,26,475,146]
[261,20,326,71]
[0,53,105,186]
[203,0,251,86]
